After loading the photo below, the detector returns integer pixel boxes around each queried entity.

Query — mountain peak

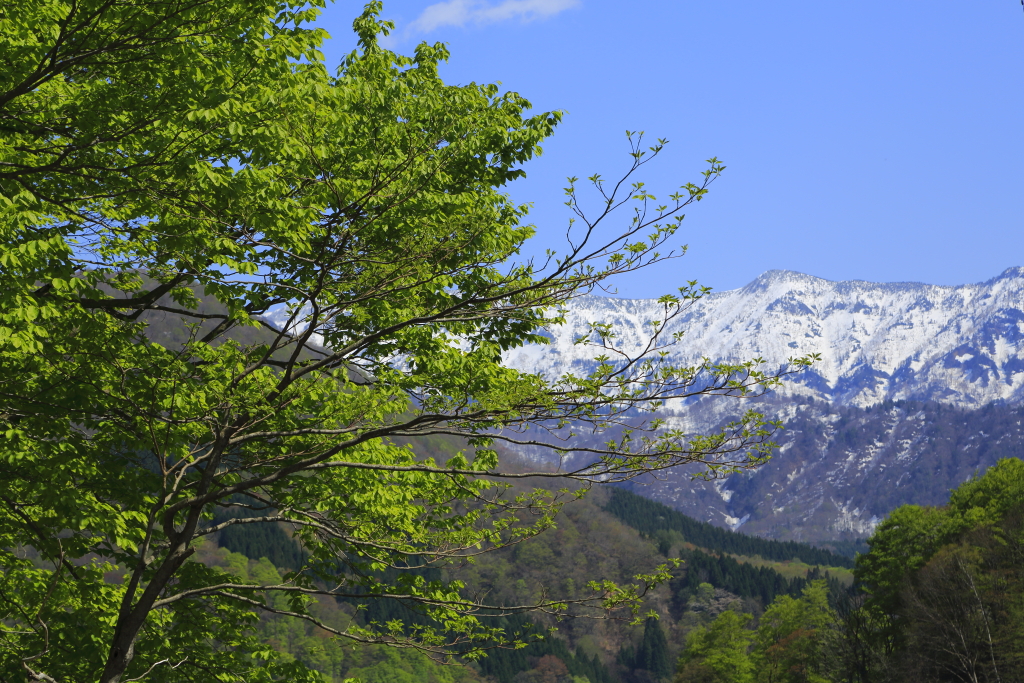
[742,269,824,291]
[988,266,1024,283]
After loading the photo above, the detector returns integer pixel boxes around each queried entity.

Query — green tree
[852,458,1024,682]
[751,581,833,683]
[854,501,959,657]
[642,616,673,680]
[855,458,1024,674]
[0,1,814,682]
[676,611,754,683]
[625,616,672,680]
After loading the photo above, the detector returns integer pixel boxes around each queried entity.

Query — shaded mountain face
[504,267,1024,408]
[501,268,1024,542]
[620,399,1024,543]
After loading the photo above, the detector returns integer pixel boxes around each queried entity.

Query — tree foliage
[676,610,754,683]
[668,460,1024,683]
[851,458,1024,682]
[674,581,834,683]
[750,581,832,683]
[0,1,816,682]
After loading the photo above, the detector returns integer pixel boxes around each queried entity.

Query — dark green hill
[603,487,854,569]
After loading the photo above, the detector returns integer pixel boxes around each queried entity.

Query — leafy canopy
[854,457,1024,672]
[0,2,814,682]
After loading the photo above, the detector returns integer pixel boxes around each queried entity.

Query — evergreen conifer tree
[637,617,672,679]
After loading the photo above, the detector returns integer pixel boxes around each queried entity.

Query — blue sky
[315,1,1024,298]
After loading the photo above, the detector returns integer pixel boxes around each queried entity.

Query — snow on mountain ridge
[504,267,1024,408]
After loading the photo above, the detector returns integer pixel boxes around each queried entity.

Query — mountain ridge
[504,266,1024,409]
[618,398,1024,543]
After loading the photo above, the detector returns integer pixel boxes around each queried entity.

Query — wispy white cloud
[407,0,580,35]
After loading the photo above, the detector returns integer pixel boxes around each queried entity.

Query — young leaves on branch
[0,2,812,682]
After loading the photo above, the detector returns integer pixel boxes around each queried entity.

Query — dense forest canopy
[604,488,853,568]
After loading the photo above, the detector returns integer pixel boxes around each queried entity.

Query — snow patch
[713,479,734,503]
[831,499,881,535]
[722,513,750,531]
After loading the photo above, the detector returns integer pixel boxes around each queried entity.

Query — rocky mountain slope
[620,398,1024,543]
[262,267,1024,542]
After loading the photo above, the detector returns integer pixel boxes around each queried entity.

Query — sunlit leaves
[0,1,814,680]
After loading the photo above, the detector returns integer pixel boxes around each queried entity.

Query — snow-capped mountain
[505,267,1024,409]
[503,267,1024,542]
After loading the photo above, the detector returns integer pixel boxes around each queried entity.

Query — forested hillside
[208,479,854,682]
[198,453,1024,682]
[604,489,853,567]
[674,457,1024,683]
